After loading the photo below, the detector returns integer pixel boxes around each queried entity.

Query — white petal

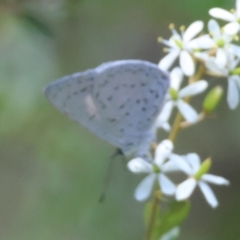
[161,159,183,172]
[230,44,240,58]
[179,80,208,98]
[155,140,173,167]
[227,77,239,109]
[236,0,240,16]
[188,35,214,49]
[159,50,180,71]
[134,174,156,201]
[127,158,153,173]
[179,50,195,76]
[161,227,180,240]
[169,154,193,175]
[177,100,198,123]
[170,67,184,90]
[198,181,218,208]
[185,153,201,173]
[202,174,230,185]
[158,173,176,195]
[209,8,236,22]
[161,122,171,132]
[208,19,221,37]
[176,178,197,200]
[233,75,240,89]
[215,48,227,68]
[157,101,174,124]
[223,22,240,35]
[183,21,204,42]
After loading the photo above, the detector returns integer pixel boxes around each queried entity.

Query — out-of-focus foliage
[0,0,240,240]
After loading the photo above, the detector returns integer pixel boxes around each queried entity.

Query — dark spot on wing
[119,104,125,109]
[108,118,116,122]
[107,96,112,101]
[142,107,146,111]
[80,87,87,92]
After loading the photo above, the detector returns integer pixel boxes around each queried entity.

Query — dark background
[0,0,239,239]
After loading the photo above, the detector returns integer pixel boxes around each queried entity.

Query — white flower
[194,20,240,68]
[158,21,204,76]
[160,67,208,123]
[174,153,229,208]
[127,140,178,201]
[201,49,240,109]
[209,0,240,35]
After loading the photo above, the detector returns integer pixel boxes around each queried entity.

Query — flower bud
[230,67,240,75]
[203,86,223,113]
[195,158,212,180]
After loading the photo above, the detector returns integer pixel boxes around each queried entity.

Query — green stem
[145,194,159,240]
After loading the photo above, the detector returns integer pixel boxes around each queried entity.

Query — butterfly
[44,60,169,157]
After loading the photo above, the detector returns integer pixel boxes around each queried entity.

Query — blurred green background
[0,0,239,239]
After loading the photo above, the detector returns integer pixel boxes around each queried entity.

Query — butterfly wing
[44,60,169,155]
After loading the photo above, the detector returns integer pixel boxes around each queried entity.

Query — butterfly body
[44,60,169,156]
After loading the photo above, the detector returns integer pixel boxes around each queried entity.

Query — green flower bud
[230,67,240,75]
[153,163,160,173]
[195,158,212,180]
[169,88,178,101]
[203,86,223,113]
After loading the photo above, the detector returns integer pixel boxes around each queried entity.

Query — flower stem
[145,194,159,240]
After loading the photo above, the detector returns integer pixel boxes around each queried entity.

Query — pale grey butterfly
[44,60,169,157]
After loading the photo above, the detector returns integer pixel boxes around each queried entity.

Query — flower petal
[185,153,201,173]
[227,76,239,109]
[159,50,180,71]
[202,174,230,185]
[127,158,153,173]
[223,22,239,35]
[236,0,240,17]
[169,154,193,175]
[161,122,171,132]
[158,173,176,195]
[134,174,156,201]
[209,8,236,22]
[208,19,221,37]
[230,44,240,58]
[179,50,195,76]
[183,21,204,42]
[188,34,214,49]
[176,178,197,200]
[215,48,227,68]
[177,100,198,123]
[198,181,218,208]
[155,140,173,167]
[179,80,208,98]
[161,159,183,172]
[157,101,174,124]
[170,67,184,90]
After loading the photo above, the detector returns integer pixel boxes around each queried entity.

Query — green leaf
[158,201,190,237]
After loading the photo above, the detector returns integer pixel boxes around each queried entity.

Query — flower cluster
[158,1,240,111]
[128,140,229,208]
[127,2,240,210]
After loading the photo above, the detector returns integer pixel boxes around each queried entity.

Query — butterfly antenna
[98,148,124,203]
